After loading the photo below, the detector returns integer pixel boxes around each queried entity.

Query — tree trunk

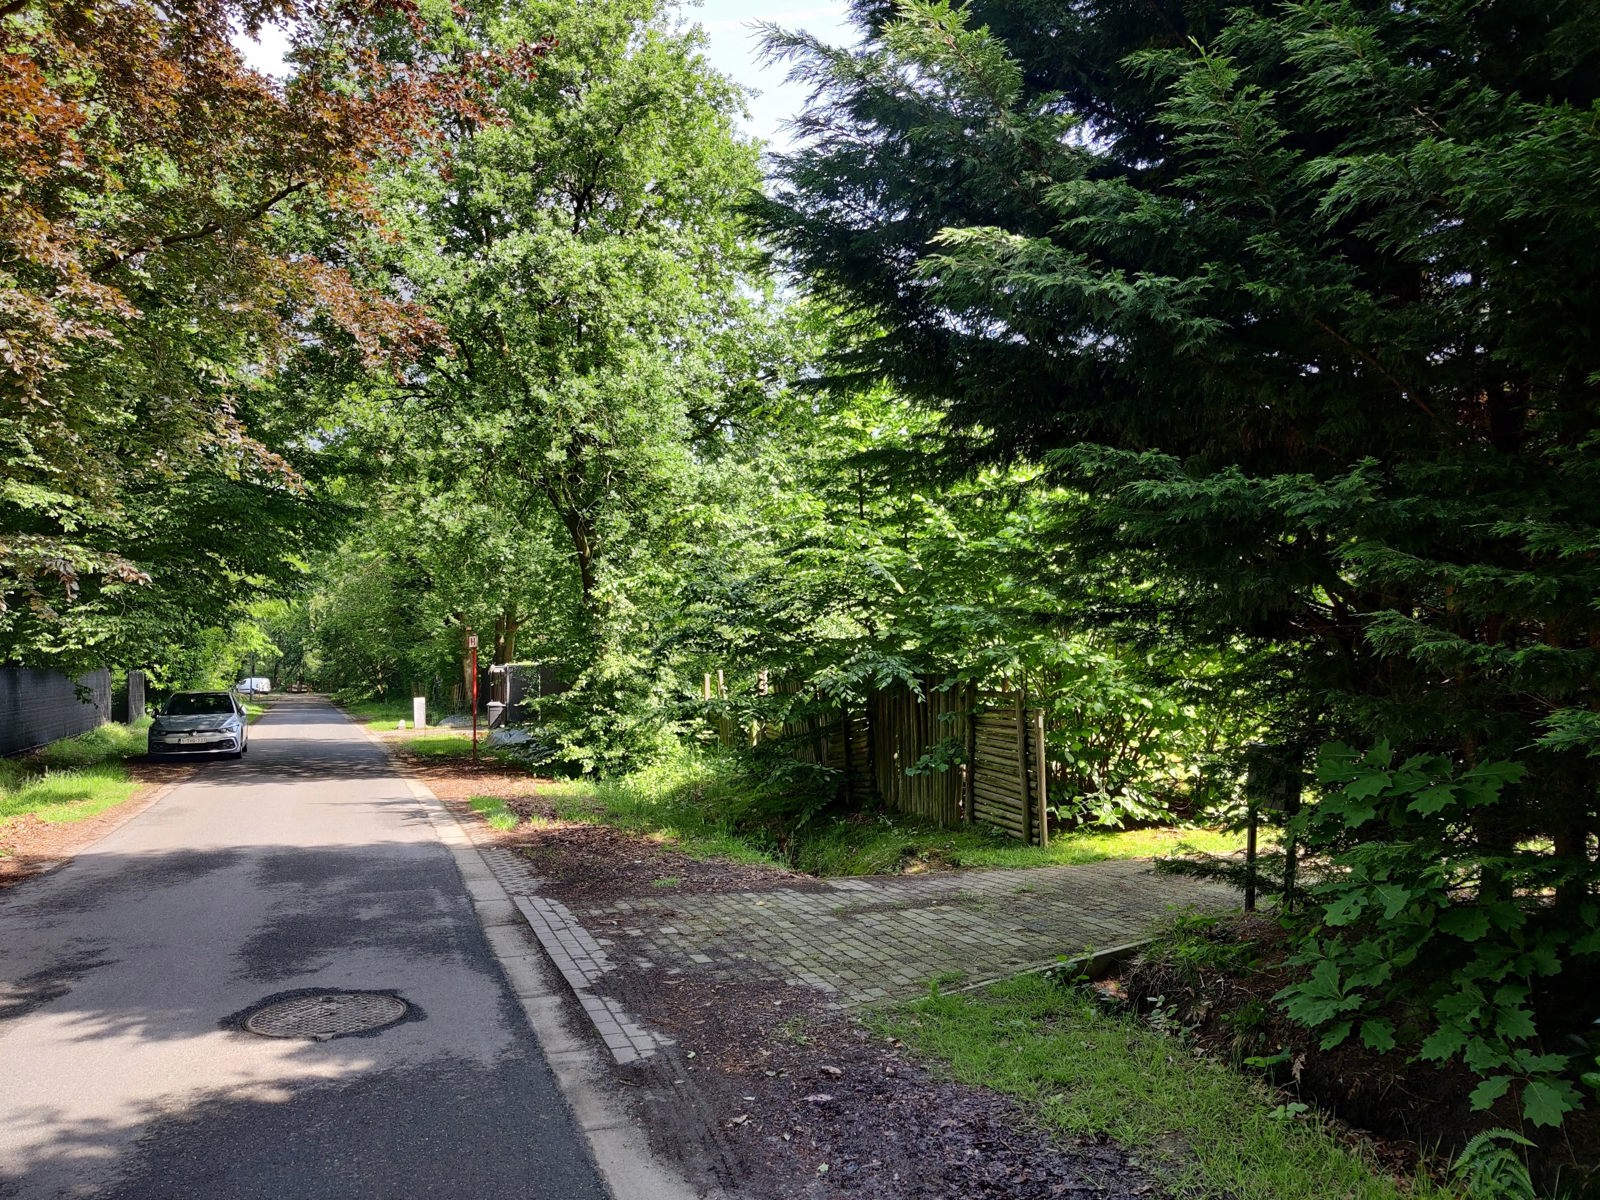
[493,610,520,664]
[460,628,476,711]
[558,508,598,611]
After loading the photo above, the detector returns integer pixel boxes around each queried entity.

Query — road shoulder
[358,722,708,1200]
[0,763,191,889]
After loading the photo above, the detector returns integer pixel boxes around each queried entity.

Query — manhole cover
[244,991,408,1041]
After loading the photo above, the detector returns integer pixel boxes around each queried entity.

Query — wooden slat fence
[868,680,968,827]
[708,674,1052,845]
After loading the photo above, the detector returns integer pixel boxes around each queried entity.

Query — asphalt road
[0,696,608,1200]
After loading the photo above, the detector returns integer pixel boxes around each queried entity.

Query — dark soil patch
[506,817,820,901]
[1120,913,1600,1192]
[392,747,818,900]
[391,749,544,802]
[607,972,1167,1200]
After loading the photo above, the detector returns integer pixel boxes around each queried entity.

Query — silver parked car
[148,691,249,759]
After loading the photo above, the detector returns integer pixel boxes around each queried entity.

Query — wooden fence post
[1014,690,1030,844]
[963,682,977,824]
[1033,706,1050,848]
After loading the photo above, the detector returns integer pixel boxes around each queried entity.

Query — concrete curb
[356,722,708,1200]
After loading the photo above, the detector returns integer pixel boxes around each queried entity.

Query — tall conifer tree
[759,0,1600,1125]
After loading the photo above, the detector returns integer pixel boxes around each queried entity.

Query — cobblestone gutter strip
[515,894,674,1065]
[359,729,707,1200]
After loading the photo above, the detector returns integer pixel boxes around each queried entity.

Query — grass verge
[885,974,1445,1200]
[336,697,479,735]
[336,697,420,731]
[788,817,1249,876]
[404,733,495,758]
[0,721,151,829]
[468,795,519,831]
[537,761,779,866]
[500,744,1245,877]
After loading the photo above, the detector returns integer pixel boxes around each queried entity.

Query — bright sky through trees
[234,1,854,150]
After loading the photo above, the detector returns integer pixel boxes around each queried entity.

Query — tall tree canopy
[315,0,769,759]
[0,0,533,666]
[759,0,1600,1126]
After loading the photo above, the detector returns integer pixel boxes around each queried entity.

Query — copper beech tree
[0,0,539,665]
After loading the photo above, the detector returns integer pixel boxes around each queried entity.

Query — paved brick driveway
[577,860,1235,1001]
[475,847,1240,1059]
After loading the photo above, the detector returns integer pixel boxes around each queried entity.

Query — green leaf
[1437,986,1486,1020]
[1322,892,1367,926]
[1339,802,1377,828]
[1342,773,1390,801]
[1420,1024,1469,1061]
[1277,959,1361,1026]
[1374,885,1412,919]
[1523,1078,1581,1128]
[1495,1007,1536,1041]
[1438,907,1491,941]
[1319,1020,1353,1050]
[1512,1050,1569,1075]
[1316,743,1359,783]
[1360,1019,1396,1052]
[1468,1075,1512,1110]
[1407,784,1456,814]
[1465,1038,1511,1074]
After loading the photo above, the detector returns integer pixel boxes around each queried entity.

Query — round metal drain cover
[244,992,408,1041]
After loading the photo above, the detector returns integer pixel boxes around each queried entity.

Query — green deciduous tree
[312,0,770,763]
[0,0,530,668]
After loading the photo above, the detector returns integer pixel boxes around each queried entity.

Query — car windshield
[163,694,234,717]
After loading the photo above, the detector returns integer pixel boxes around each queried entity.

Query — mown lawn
[0,721,151,829]
[404,732,491,758]
[886,974,1445,1200]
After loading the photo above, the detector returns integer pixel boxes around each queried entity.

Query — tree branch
[89,181,310,278]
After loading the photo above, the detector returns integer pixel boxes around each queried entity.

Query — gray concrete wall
[0,668,112,756]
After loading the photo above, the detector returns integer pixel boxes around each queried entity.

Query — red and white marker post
[467,633,479,764]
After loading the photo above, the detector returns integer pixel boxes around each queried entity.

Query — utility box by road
[487,662,565,728]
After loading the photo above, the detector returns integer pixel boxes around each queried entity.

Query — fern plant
[1453,1129,1537,1200]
